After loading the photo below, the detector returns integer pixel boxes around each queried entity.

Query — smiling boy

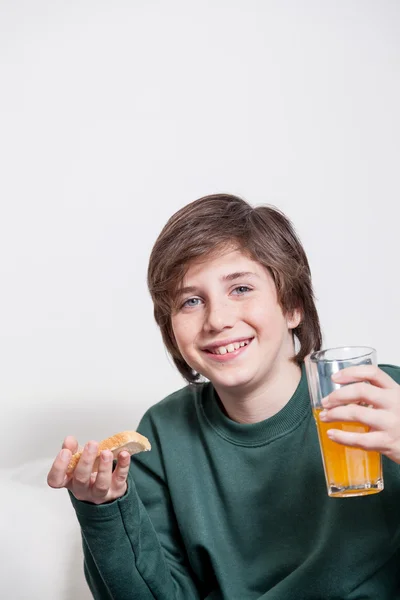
[48,194,400,599]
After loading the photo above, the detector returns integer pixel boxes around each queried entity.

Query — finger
[47,448,72,489]
[332,365,398,389]
[111,451,131,492]
[62,435,79,454]
[91,450,114,499]
[322,382,390,409]
[325,428,387,452]
[73,441,99,488]
[319,404,389,430]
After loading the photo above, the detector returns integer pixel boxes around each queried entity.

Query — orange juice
[313,408,383,497]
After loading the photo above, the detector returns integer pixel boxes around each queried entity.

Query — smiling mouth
[203,338,253,356]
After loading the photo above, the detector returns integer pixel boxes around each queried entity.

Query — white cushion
[0,459,91,600]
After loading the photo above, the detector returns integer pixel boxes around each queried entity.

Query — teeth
[212,340,250,355]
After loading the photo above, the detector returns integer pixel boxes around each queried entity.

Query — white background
[0,1,399,597]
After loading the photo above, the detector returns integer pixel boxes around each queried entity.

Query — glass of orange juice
[305,346,383,498]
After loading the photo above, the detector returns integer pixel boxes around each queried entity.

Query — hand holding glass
[306,346,384,498]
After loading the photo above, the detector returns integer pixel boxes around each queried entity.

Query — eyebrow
[176,271,259,297]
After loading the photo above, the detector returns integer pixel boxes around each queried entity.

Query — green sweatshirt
[70,364,400,599]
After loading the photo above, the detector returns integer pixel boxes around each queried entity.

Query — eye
[232,285,252,295]
[182,297,202,308]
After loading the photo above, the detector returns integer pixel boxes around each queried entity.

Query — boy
[48,194,400,599]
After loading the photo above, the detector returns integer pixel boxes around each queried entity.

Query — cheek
[171,318,196,353]
[248,304,287,336]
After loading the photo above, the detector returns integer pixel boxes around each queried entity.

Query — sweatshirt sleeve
[69,465,202,600]
[69,405,204,600]
[380,364,400,385]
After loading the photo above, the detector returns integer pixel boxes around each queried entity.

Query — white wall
[1,0,399,476]
[1,0,399,469]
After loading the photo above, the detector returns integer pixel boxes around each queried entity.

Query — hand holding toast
[47,431,151,504]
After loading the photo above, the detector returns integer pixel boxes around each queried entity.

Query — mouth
[202,337,254,357]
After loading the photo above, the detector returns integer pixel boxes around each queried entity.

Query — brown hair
[147,193,322,383]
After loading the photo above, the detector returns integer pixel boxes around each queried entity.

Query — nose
[203,298,236,334]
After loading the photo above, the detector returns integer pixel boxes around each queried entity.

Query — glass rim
[309,346,376,363]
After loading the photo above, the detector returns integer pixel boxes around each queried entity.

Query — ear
[287,309,301,330]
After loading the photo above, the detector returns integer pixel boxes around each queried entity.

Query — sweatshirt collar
[200,364,311,447]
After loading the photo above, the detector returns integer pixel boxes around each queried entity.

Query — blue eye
[182,297,202,308]
[232,286,251,295]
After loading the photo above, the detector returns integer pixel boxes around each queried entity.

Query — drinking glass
[306,346,383,498]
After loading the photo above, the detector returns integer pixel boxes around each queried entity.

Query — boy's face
[171,247,301,393]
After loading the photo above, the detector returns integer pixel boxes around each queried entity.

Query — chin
[208,369,255,390]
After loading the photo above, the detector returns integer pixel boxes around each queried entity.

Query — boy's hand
[319,366,400,464]
[47,435,131,504]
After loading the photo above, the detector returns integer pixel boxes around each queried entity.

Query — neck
[214,361,302,424]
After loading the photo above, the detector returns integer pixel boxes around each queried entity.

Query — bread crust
[66,430,151,475]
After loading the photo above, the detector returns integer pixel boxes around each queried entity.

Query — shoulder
[379,364,400,385]
[133,383,213,476]
[136,382,211,438]
[145,383,207,418]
